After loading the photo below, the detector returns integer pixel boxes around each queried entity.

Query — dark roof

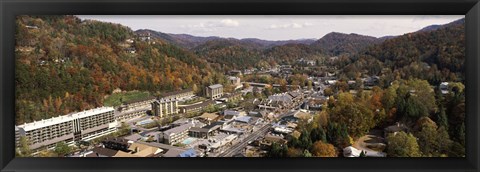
[202,121,224,130]
[189,127,210,133]
[160,88,194,98]
[103,138,129,145]
[92,147,119,157]
[123,96,156,105]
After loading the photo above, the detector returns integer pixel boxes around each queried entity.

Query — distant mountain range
[135,29,317,49]
[134,18,464,71]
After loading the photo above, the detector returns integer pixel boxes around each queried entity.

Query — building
[119,96,156,111]
[228,76,242,90]
[16,107,117,152]
[221,92,243,102]
[178,100,214,114]
[151,98,178,118]
[188,122,223,139]
[114,108,147,122]
[198,113,220,122]
[384,123,409,138]
[440,82,449,94]
[205,84,224,100]
[158,123,193,145]
[228,70,243,76]
[160,88,194,100]
[87,142,163,157]
[15,126,20,147]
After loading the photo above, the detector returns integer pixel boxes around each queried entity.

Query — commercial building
[16,107,117,151]
[158,123,193,145]
[160,88,195,100]
[178,100,214,114]
[205,84,224,100]
[114,108,148,122]
[119,96,156,111]
[151,98,178,118]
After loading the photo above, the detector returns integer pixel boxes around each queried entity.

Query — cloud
[181,19,240,32]
[268,22,313,29]
[220,19,240,27]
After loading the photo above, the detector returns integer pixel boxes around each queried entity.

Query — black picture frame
[1,0,479,172]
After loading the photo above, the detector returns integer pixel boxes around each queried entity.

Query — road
[217,124,272,157]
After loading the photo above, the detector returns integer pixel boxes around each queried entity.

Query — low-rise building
[228,76,242,90]
[114,108,148,122]
[119,96,156,111]
[178,100,214,114]
[440,82,449,94]
[158,123,193,145]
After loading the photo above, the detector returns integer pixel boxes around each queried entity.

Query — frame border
[1,0,479,172]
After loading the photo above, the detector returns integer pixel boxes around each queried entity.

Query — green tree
[118,122,131,136]
[359,150,367,157]
[17,136,32,157]
[436,105,449,131]
[386,131,422,157]
[310,127,327,143]
[267,142,288,157]
[54,141,72,157]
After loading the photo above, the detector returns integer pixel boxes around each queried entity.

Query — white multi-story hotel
[151,98,178,118]
[16,107,117,151]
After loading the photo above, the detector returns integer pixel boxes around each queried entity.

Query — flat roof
[163,123,193,136]
[199,113,219,120]
[17,106,114,131]
[208,84,223,89]
[181,100,213,110]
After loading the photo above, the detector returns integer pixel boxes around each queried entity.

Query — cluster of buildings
[258,90,304,112]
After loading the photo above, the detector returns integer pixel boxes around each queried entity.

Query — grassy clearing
[104,91,151,107]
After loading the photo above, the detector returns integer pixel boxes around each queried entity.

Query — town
[14,15,466,158]
[15,60,459,158]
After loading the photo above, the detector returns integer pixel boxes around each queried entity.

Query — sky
[77,15,464,41]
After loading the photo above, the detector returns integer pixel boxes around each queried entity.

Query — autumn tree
[329,92,375,137]
[311,141,337,157]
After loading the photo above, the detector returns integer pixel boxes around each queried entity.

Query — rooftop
[163,123,193,136]
[208,84,223,89]
[199,113,219,121]
[181,100,214,110]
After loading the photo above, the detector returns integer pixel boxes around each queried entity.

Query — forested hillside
[15,15,225,124]
[339,18,465,86]
[311,32,383,56]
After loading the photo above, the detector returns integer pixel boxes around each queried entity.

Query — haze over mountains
[135,19,458,58]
